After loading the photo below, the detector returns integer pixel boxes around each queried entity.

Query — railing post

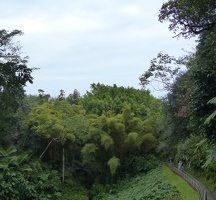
[203,190,207,200]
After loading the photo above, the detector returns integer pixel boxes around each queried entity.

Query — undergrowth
[93,166,181,200]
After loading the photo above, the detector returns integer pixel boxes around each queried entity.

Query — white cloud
[57,16,103,31]
[20,19,43,32]
[121,5,141,15]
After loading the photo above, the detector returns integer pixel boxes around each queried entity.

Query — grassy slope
[162,164,199,200]
[93,164,201,200]
[93,166,181,200]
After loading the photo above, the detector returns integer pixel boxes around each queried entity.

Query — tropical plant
[0,146,61,199]
[204,97,216,125]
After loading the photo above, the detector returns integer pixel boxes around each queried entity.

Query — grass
[162,164,199,200]
[184,167,216,200]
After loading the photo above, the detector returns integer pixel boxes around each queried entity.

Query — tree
[37,89,50,104]
[0,29,35,90]
[190,29,216,139]
[139,52,192,92]
[23,100,89,184]
[57,89,65,101]
[159,0,216,38]
[24,101,86,156]
[81,83,156,118]
[154,71,194,157]
[0,30,36,146]
[66,89,81,105]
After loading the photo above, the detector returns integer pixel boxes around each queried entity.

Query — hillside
[92,164,201,200]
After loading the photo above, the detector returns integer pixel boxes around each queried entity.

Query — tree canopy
[159,0,216,38]
[0,30,36,147]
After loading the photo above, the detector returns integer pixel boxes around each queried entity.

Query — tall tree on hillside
[155,70,195,157]
[191,29,216,139]
[0,29,35,146]
[139,0,216,154]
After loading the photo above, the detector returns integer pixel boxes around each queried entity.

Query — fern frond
[20,164,33,172]
[0,147,6,157]
[0,163,9,170]
[204,110,216,125]
[0,146,16,157]
[207,97,216,105]
[8,156,18,166]
[17,153,28,165]
[6,146,17,156]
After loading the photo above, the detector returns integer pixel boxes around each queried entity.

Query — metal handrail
[165,162,212,200]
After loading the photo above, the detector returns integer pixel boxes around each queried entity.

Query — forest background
[1,0,216,199]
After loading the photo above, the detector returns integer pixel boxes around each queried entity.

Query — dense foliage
[140,0,216,194]
[0,33,163,199]
[20,86,162,198]
[0,30,36,147]
[1,0,216,198]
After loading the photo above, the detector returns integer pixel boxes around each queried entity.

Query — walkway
[165,162,214,200]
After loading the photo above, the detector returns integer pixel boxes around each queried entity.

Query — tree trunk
[62,148,65,183]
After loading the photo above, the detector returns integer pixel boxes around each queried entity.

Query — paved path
[165,162,215,200]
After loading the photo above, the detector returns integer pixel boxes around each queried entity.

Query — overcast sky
[1,0,196,98]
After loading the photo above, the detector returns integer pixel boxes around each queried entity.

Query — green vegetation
[185,167,216,199]
[140,0,216,196]
[93,166,181,200]
[1,0,216,199]
[162,165,199,200]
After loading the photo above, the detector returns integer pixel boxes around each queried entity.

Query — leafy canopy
[159,0,216,38]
